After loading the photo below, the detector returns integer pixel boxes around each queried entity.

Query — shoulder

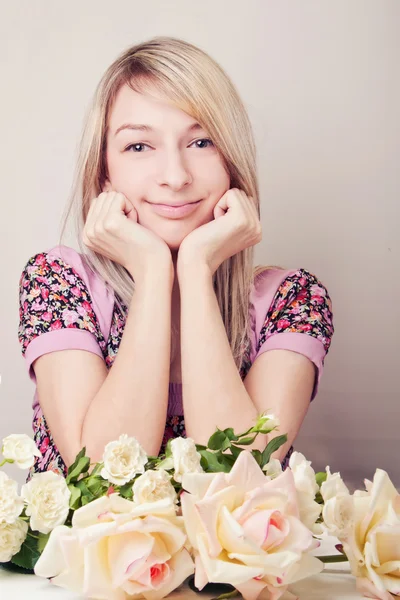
[249,265,334,355]
[252,266,333,314]
[18,245,115,345]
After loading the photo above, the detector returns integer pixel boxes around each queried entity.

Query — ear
[102,179,112,193]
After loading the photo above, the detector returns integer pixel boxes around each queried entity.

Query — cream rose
[170,437,203,483]
[133,469,177,505]
[288,452,322,534]
[337,469,400,599]
[1,434,42,469]
[263,458,283,479]
[101,434,148,486]
[320,467,354,538]
[0,472,24,525]
[34,494,194,599]
[20,471,71,534]
[181,450,323,600]
[0,518,28,563]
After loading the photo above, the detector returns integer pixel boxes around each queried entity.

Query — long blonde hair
[59,36,283,371]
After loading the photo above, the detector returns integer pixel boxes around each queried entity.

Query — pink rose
[34,494,194,599]
[181,451,323,600]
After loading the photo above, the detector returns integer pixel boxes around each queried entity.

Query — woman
[18,36,334,482]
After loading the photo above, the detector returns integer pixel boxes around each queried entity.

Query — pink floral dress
[18,247,334,483]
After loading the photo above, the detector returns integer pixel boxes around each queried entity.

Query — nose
[156,150,193,191]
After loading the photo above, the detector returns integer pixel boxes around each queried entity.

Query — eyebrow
[114,122,205,137]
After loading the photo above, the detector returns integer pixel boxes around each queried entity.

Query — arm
[179,264,268,452]
[32,262,174,466]
[80,265,174,460]
[178,265,316,455]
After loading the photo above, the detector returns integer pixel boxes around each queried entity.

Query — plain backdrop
[0,1,398,488]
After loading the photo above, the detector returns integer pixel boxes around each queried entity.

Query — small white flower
[320,466,350,502]
[101,434,148,486]
[132,469,177,505]
[322,492,355,538]
[256,412,280,431]
[21,471,71,534]
[0,472,24,524]
[262,458,283,479]
[289,451,319,497]
[2,434,42,470]
[289,452,321,533]
[0,518,28,563]
[170,437,203,483]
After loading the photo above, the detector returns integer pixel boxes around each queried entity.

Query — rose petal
[109,531,153,588]
[197,532,262,585]
[356,576,394,600]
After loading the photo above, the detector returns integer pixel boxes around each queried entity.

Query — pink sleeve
[18,245,115,385]
[249,268,334,400]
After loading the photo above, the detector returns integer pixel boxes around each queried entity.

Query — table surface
[0,535,363,599]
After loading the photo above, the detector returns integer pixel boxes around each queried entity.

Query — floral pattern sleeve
[18,251,107,381]
[256,268,334,400]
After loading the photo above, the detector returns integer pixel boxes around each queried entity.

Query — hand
[82,191,172,283]
[177,188,262,276]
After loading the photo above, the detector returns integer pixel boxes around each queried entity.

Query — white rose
[322,492,355,538]
[262,457,283,479]
[2,434,42,470]
[289,452,322,533]
[0,518,28,563]
[20,471,71,534]
[289,451,319,497]
[34,495,194,599]
[101,434,148,486]
[0,472,24,524]
[340,469,400,599]
[132,469,177,505]
[170,437,203,483]
[320,466,350,502]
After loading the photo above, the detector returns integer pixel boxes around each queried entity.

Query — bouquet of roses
[1,413,399,600]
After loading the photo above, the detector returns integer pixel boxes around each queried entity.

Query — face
[103,83,231,251]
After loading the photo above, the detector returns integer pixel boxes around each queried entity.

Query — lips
[147,200,202,219]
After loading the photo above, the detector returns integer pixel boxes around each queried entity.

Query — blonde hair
[59,36,283,371]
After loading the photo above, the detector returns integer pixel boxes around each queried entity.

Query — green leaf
[89,463,103,477]
[229,445,243,460]
[165,439,173,458]
[68,484,82,510]
[66,456,90,485]
[119,482,134,500]
[199,450,230,473]
[208,430,227,451]
[251,450,263,466]
[85,477,106,497]
[235,435,257,446]
[261,435,288,467]
[75,479,96,501]
[315,471,327,487]
[37,532,50,553]
[11,531,40,570]
[222,428,237,441]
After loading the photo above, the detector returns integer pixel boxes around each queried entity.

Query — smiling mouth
[147,199,202,219]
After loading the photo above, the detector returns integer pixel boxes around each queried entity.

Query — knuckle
[103,216,119,233]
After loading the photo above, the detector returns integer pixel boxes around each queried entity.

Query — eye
[124,143,150,153]
[124,138,214,153]
[190,138,214,149]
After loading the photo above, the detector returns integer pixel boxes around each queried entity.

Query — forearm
[179,264,266,451]
[81,265,174,460]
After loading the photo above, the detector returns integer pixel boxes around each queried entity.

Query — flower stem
[319,554,348,563]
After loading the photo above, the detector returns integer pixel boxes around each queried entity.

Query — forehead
[107,83,197,134]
